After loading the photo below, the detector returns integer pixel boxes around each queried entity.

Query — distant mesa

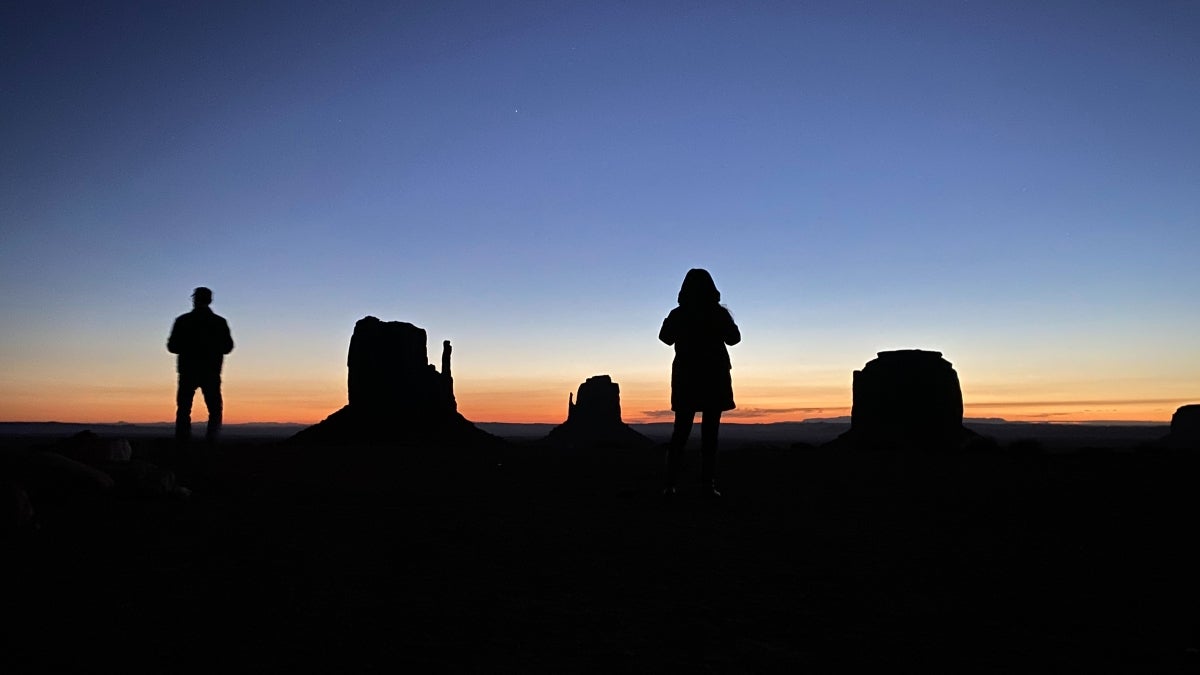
[1167,404,1200,450]
[542,375,652,450]
[289,317,498,447]
[831,349,977,450]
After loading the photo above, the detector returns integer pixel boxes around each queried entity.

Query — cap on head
[192,287,213,304]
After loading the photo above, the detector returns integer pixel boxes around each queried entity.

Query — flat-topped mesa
[544,375,652,449]
[569,375,622,427]
[289,317,493,446]
[1168,404,1200,450]
[835,349,972,450]
[347,317,454,413]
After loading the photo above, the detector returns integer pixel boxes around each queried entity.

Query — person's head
[677,268,720,306]
[192,287,213,308]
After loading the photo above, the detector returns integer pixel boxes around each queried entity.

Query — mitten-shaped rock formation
[290,317,495,446]
[345,318,454,412]
[544,375,652,449]
[1167,404,1200,450]
[833,350,972,450]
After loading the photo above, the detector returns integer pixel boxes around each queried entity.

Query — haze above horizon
[2,1,1197,425]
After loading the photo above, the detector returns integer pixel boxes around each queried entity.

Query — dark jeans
[176,372,222,442]
[665,410,721,487]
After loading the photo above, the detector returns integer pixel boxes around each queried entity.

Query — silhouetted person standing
[659,269,741,498]
[168,287,233,444]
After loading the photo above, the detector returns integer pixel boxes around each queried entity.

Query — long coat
[659,303,741,413]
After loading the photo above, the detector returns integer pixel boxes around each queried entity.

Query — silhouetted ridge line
[288,317,498,447]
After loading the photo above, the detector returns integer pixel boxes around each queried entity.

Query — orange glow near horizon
[963,400,1186,424]
[0,377,1187,425]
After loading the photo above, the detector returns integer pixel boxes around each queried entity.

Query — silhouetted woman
[659,268,741,497]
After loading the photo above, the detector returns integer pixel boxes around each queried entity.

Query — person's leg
[200,375,223,443]
[665,410,695,491]
[701,410,722,495]
[175,375,196,442]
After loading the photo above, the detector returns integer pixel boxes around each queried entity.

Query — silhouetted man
[168,287,234,443]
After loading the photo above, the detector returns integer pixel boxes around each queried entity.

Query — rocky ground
[6,437,1199,672]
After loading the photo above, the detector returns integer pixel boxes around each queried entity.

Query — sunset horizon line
[0,415,1175,427]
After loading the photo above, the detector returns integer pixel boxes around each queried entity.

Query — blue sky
[2,1,1197,423]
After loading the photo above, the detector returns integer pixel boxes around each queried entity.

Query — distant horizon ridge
[0,417,1174,428]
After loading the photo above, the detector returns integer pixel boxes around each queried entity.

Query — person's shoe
[703,482,722,499]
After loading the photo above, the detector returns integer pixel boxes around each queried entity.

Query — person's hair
[192,287,213,304]
[677,268,720,306]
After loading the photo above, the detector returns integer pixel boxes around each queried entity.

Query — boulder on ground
[543,375,652,450]
[106,459,179,498]
[24,451,116,495]
[2,480,36,534]
[52,431,133,465]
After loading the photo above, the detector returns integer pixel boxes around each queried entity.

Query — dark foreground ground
[7,437,1199,672]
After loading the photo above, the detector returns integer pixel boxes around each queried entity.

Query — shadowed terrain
[7,434,1198,671]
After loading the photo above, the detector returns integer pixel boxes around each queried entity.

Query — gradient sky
[2,1,1197,425]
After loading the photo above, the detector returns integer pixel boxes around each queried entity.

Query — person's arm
[167,318,181,354]
[723,309,741,346]
[220,318,234,355]
[659,311,677,346]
